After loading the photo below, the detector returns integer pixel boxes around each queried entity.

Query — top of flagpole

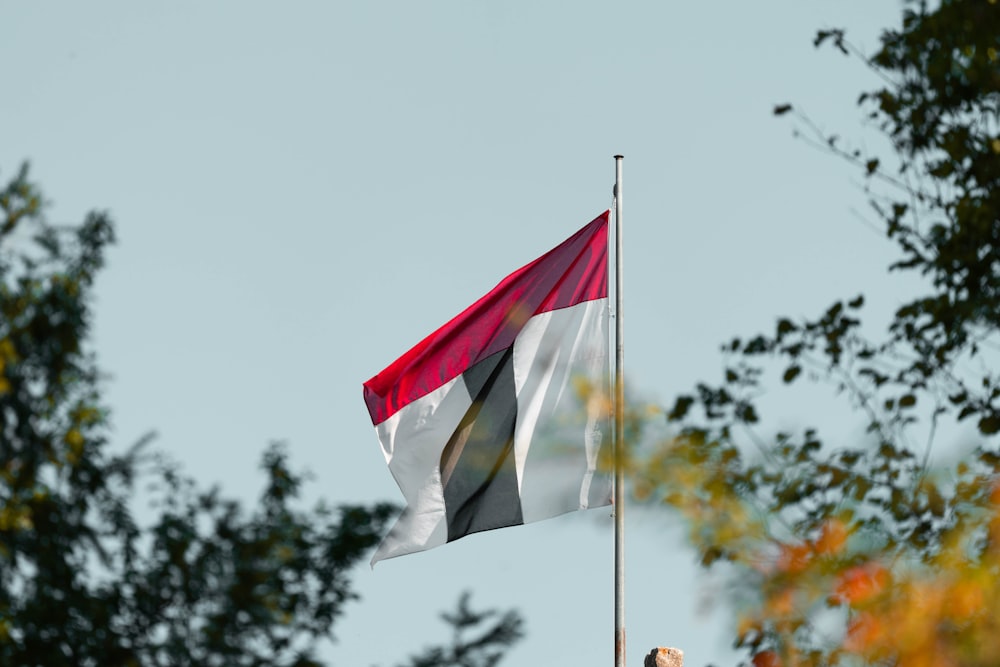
[613,155,624,196]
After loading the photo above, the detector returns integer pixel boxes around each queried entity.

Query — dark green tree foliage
[635,1,1000,665]
[0,163,397,665]
[397,592,524,667]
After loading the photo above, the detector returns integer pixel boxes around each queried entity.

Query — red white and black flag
[363,211,613,565]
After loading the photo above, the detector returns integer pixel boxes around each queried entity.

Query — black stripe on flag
[439,347,523,541]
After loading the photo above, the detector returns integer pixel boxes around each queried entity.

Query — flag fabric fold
[363,211,613,565]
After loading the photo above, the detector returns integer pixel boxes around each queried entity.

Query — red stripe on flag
[364,211,609,426]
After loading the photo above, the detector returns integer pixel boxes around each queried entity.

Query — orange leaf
[845,612,884,652]
[752,650,781,667]
[836,562,889,605]
[777,542,811,573]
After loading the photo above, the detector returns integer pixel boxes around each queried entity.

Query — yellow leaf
[815,518,848,556]
[65,428,84,448]
[948,578,985,620]
[64,429,85,465]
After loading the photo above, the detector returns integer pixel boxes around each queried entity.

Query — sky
[4,2,909,665]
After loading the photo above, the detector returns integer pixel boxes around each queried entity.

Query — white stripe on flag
[372,376,471,563]
[513,298,612,523]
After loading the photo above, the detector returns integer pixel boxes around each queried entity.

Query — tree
[0,163,523,666]
[396,592,524,667]
[633,1,1000,665]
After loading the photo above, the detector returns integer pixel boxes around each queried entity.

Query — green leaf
[738,403,759,423]
[978,414,1000,435]
[667,395,694,422]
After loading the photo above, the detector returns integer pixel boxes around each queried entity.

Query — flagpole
[613,155,626,667]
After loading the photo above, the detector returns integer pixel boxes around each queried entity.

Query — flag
[363,211,613,565]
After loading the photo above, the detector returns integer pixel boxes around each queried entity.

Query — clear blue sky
[4,3,906,665]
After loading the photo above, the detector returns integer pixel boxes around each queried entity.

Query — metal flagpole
[613,155,626,667]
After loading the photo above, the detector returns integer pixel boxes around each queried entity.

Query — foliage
[0,162,525,666]
[396,592,525,667]
[634,1,1000,666]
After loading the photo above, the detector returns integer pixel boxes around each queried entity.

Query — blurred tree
[633,1,1000,666]
[396,592,524,667]
[0,163,523,666]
